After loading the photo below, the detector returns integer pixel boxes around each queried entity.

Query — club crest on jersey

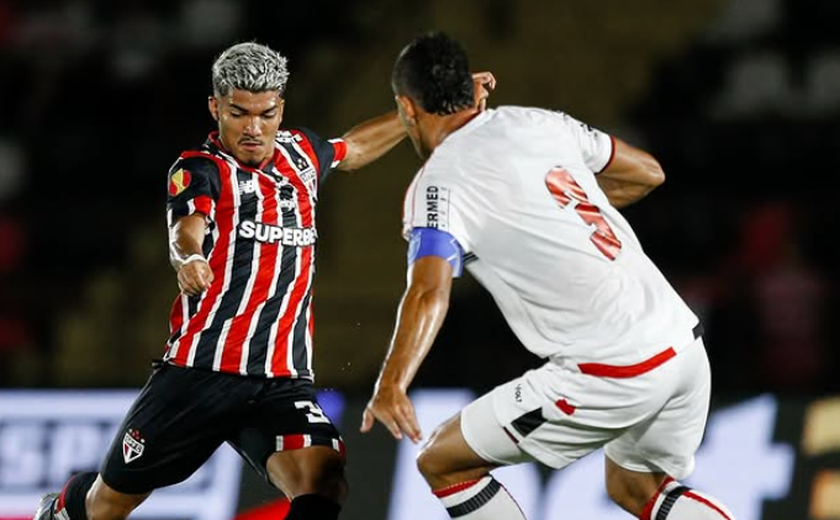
[169,169,191,196]
[122,428,146,464]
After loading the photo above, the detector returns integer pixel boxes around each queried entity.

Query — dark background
[0,0,837,400]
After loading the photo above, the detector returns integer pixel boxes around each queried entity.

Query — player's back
[405,106,698,364]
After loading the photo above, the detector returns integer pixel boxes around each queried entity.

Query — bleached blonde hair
[212,42,289,97]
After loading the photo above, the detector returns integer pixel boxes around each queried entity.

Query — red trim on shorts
[432,479,481,498]
[279,434,306,451]
[578,347,676,378]
[502,426,519,445]
[683,491,733,520]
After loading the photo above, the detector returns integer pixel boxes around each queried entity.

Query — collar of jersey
[450,108,492,139]
[206,131,279,173]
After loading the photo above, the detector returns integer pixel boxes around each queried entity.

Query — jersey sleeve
[402,166,472,253]
[166,155,221,226]
[293,126,348,183]
[556,111,615,174]
[407,227,464,277]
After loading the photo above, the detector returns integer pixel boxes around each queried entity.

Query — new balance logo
[239,180,258,195]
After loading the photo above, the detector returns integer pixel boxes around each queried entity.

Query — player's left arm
[337,72,497,172]
[596,138,665,209]
[334,110,406,172]
[361,228,462,443]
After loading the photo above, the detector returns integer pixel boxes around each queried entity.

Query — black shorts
[100,363,344,494]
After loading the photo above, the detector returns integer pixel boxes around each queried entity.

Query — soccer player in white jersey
[360,32,737,520]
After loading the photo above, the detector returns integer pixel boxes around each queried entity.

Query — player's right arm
[166,156,221,296]
[558,111,665,209]
[170,214,214,296]
[361,228,463,443]
[595,138,665,209]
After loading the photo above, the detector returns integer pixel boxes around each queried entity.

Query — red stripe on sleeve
[331,139,347,163]
[192,195,214,218]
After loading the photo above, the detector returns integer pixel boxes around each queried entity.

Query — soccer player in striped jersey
[33,42,493,520]
[361,33,737,520]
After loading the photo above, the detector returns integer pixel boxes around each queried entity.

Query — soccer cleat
[32,493,58,520]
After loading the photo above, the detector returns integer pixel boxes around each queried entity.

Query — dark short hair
[392,32,474,115]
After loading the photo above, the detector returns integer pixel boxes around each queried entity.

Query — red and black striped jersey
[164,128,347,380]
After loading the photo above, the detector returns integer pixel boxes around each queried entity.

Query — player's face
[209,90,284,166]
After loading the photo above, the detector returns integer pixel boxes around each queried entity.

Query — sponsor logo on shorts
[122,428,145,464]
[514,384,523,403]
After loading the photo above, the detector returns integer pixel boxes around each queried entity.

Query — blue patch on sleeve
[408,228,464,277]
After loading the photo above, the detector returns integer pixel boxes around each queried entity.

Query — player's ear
[208,96,220,122]
[276,97,285,122]
[395,95,418,126]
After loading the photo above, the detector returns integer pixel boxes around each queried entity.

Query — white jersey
[402,106,699,365]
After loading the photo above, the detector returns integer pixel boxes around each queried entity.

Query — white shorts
[461,337,711,480]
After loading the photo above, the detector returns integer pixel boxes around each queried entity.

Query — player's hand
[360,383,423,443]
[177,257,214,296]
[472,71,497,112]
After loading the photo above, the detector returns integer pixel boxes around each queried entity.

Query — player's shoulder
[491,104,566,124]
[278,127,325,147]
[169,148,223,179]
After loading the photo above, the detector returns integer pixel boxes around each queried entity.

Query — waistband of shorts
[574,323,704,379]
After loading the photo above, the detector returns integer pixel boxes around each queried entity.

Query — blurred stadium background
[0,0,838,519]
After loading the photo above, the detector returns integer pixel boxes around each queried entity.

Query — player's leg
[33,472,149,520]
[605,459,735,519]
[604,458,667,515]
[604,339,736,519]
[35,364,242,520]
[416,412,528,520]
[265,446,348,520]
[231,379,348,520]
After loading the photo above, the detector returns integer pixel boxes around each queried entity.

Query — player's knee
[306,453,349,505]
[416,439,447,483]
[604,466,664,517]
[605,477,637,513]
[317,470,349,505]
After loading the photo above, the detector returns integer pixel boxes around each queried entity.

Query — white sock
[433,476,526,519]
[642,478,736,520]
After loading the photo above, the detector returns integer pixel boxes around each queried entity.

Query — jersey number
[545,167,622,260]
[295,400,331,424]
